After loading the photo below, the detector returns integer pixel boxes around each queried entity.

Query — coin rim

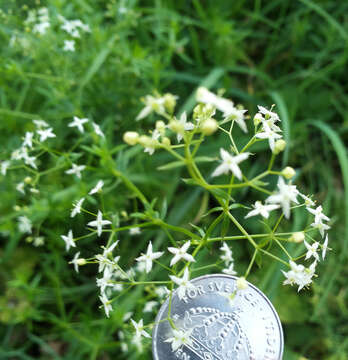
[152,273,284,360]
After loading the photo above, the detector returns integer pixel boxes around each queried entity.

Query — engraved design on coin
[152,274,283,360]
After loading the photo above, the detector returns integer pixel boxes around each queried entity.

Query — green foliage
[0,0,347,359]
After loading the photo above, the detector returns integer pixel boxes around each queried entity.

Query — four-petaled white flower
[23,132,34,148]
[65,163,86,178]
[212,148,250,180]
[92,122,105,137]
[89,180,104,195]
[16,182,25,194]
[168,241,195,267]
[144,300,158,313]
[222,263,237,276]
[257,105,280,122]
[266,177,299,219]
[307,205,330,225]
[196,87,234,115]
[136,95,166,121]
[70,251,81,272]
[304,240,320,261]
[300,193,315,208]
[87,210,112,237]
[220,242,233,265]
[99,293,112,317]
[61,229,76,251]
[136,241,164,273]
[71,198,85,217]
[37,127,56,142]
[69,116,89,133]
[282,260,317,292]
[223,107,248,133]
[176,112,195,142]
[164,328,193,352]
[311,220,330,238]
[131,318,151,339]
[169,268,196,300]
[255,122,282,152]
[245,201,279,219]
[18,216,32,234]
[63,40,75,52]
[33,119,49,128]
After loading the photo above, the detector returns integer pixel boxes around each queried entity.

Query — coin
[152,274,283,360]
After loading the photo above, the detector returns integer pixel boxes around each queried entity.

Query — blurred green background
[0,0,347,359]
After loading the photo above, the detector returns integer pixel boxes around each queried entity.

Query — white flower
[23,132,34,148]
[136,95,166,121]
[92,122,105,137]
[266,177,299,219]
[168,241,195,267]
[1,161,10,175]
[220,242,233,265]
[37,127,56,142]
[65,163,86,178]
[257,105,280,122]
[223,107,248,133]
[282,260,317,291]
[196,87,234,115]
[63,40,75,52]
[16,182,25,194]
[61,230,76,251]
[33,236,45,247]
[255,122,282,152]
[176,112,195,142]
[307,205,330,224]
[322,234,329,260]
[212,148,250,180]
[33,119,49,128]
[304,241,320,262]
[71,198,85,217]
[33,21,50,35]
[169,268,196,300]
[245,201,279,219]
[136,241,164,273]
[89,180,104,195]
[69,116,89,133]
[144,301,158,313]
[129,227,141,235]
[87,210,112,237]
[222,263,237,276]
[70,251,85,272]
[131,318,151,339]
[99,293,112,317]
[23,153,37,169]
[123,312,133,322]
[164,328,193,352]
[311,221,330,238]
[299,193,315,208]
[18,216,32,234]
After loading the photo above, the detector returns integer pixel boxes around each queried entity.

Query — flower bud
[14,205,21,211]
[253,113,263,126]
[123,131,139,146]
[163,93,177,113]
[236,277,248,290]
[26,236,33,243]
[76,258,87,266]
[161,137,171,146]
[201,118,218,135]
[273,139,286,154]
[282,166,296,179]
[138,135,151,147]
[290,232,305,243]
[24,176,32,184]
[156,120,166,135]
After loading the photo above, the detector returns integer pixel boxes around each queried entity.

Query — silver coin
[152,274,283,360]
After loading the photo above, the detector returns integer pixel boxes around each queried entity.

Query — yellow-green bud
[201,118,218,135]
[156,120,166,135]
[253,113,263,126]
[163,93,177,113]
[24,176,32,184]
[236,277,248,290]
[290,232,305,243]
[273,139,286,154]
[14,205,21,211]
[169,120,184,134]
[121,210,128,218]
[282,166,296,179]
[161,137,171,146]
[123,131,139,146]
[26,236,33,243]
[193,104,204,120]
[76,258,87,266]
